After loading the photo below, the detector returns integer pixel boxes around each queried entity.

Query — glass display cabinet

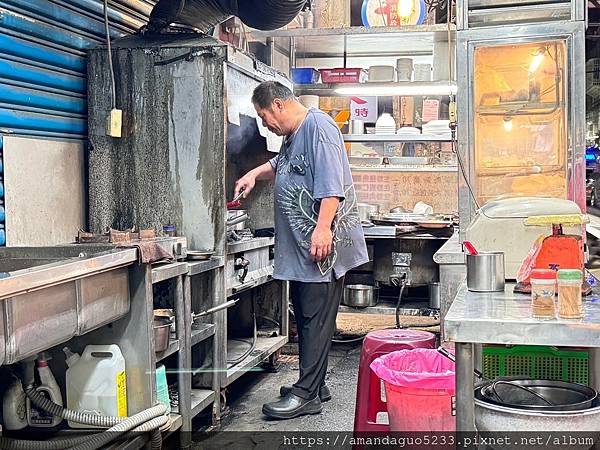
[456,21,586,223]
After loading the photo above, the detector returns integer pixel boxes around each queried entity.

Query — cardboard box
[319,96,350,112]
[313,0,351,28]
[393,96,415,127]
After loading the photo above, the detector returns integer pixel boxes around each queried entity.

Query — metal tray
[371,213,435,225]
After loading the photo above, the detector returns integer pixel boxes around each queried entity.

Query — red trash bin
[370,348,456,432]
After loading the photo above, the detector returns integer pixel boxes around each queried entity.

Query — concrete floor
[191,342,362,448]
[219,342,362,432]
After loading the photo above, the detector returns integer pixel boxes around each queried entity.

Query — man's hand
[234,173,256,199]
[233,162,276,199]
[311,226,333,262]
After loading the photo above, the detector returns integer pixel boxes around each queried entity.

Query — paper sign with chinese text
[422,99,440,123]
[350,96,377,123]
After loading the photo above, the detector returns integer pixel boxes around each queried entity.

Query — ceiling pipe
[147,0,307,33]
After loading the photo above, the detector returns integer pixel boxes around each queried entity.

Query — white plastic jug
[64,345,127,428]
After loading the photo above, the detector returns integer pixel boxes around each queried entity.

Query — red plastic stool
[353,329,436,434]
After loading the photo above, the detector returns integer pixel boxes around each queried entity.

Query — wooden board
[336,312,439,335]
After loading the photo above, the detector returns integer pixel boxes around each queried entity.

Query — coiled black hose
[148,0,307,33]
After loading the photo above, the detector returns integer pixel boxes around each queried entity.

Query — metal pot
[474,399,600,450]
[429,282,441,309]
[357,203,379,222]
[343,284,379,308]
[466,252,505,292]
[227,210,248,231]
[478,379,597,412]
[153,317,171,353]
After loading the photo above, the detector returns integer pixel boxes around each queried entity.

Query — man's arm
[311,197,340,262]
[234,161,276,198]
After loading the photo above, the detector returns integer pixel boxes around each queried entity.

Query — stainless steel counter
[433,232,466,330]
[433,232,464,265]
[444,280,600,432]
[0,245,139,365]
[445,282,600,346]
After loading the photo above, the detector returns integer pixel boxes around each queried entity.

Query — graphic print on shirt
[278,183,361,276]
[275,143,309,177]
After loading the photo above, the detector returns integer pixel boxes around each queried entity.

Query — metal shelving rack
[344,134,452,142]
[220,239,289,389]
[148,257,223,449]
[249,24,456,94]
[295,81,457,96]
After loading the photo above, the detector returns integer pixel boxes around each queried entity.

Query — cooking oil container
[64,345,127,428]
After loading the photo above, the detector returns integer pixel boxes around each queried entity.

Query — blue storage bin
[291,68,320,84]
[0,229,5,246]
[0,182,3,198]
[0,205,4,222]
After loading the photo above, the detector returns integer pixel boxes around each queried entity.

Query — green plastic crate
[482,345,589,385]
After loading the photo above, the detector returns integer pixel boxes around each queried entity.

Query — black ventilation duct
[148,0,307,33]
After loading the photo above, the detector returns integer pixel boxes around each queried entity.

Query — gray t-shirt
[269,108,369,282]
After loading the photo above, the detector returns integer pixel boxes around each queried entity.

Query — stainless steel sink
[0,245,138,365]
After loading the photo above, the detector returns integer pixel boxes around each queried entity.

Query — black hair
[251,81,294,109]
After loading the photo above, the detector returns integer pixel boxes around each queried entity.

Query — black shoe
[262,393,322,420]
[279,384,332,402]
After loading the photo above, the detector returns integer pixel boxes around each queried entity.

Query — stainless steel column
[179,275,192,449]
[589,348,600,392]
[455,342,475,432]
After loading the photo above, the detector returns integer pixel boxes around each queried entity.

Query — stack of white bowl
[375,113,397,135]
[396,58,413,81]
[414,64,432,82]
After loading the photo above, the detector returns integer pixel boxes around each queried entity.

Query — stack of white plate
[396,127,421,135]
[422,120,451,138]
[375,113,396,135]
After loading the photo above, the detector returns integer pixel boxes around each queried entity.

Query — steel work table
[444,282,600,431]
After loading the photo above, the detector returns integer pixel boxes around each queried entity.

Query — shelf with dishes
[294,81,457,97]
[350,164,457,172]
[344,134,452,142]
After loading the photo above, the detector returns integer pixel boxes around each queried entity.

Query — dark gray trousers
[290,276,344,400]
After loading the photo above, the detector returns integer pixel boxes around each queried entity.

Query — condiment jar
[530,269,556,320]
[162,224,177,237]
[557,269,583,320]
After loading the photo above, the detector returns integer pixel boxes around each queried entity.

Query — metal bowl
[153,317,172,353]
[343,284,379,308]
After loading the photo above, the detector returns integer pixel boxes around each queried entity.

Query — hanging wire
[104,0,117,110]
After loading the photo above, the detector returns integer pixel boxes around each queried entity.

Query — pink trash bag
[370,348,455,390]
[371,348,456,432]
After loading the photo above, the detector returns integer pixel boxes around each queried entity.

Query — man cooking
[234,81,368,420]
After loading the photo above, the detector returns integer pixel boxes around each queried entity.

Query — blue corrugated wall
[0,0,156,139]
[0,0,156,245]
